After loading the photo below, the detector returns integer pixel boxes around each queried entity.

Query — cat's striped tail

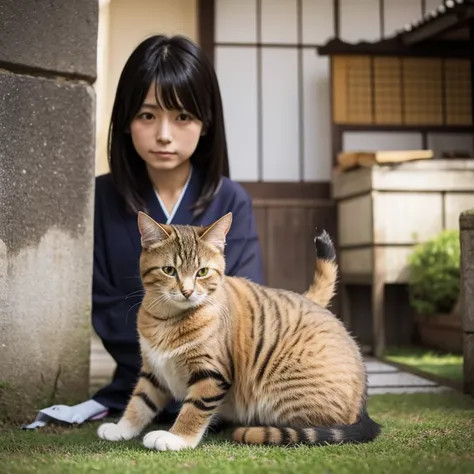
[230,411,381,446]
[303,228,338,308]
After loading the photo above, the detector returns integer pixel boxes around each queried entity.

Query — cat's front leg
[98,368,171,442]
[143,369,231,451]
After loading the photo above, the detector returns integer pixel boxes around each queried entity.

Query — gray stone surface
[368,386,452,395]
[0,72,95,255]
[368,372,437,388]
[0,72,95,421]
[364,360,399,373]
[0,0,98,80]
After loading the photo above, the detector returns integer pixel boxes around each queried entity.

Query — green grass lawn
[1,392,474,474]
[384,346,463,383]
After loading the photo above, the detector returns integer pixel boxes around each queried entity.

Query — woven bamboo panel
[331,55,471,126]
[346,56,372,123]
[332,56,348,123]
[402,58,443,125]
[333,55,372,124]
[373,57,402,124]
[445,59,472,126]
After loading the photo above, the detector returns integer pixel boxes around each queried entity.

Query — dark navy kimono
[91,169,264,414]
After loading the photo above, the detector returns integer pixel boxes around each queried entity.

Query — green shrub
[407,229,461,316]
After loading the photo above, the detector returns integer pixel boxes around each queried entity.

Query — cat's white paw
[143,430,192,451]
[97,421,137,441]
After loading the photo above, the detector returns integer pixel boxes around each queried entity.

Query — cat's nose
[181,288,194,299]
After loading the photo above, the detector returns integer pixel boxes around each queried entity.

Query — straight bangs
[153,55,210,127]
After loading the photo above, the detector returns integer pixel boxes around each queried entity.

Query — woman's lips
[150,151,176,158]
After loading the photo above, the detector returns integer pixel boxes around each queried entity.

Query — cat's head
[137,212,232,311]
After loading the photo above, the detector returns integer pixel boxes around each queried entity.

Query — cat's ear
[137,211,170,249]
[200,213,233,252]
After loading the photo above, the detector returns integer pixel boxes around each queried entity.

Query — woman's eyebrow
[140,104,188,112]
[141,103,159,109]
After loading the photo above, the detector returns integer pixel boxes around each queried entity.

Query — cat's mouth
[144,291,206,314]
[170,292,206,309]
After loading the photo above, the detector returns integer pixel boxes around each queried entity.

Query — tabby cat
[97,212,380,451]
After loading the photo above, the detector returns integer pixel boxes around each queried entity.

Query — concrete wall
[0,0,98,422]
[95,0,198,175]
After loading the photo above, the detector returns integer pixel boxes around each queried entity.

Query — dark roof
[399,0,473,45]
[317,0,473,57]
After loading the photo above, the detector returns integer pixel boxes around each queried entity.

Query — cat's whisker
[125,301,143,323]
[147,292,171,311]
[125,291,146,300]
[127,287,146,294]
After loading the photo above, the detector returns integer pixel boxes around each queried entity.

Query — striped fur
[97,212,381,450]
[304,229,338,309]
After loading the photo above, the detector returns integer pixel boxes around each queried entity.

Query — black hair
[107,34,230,215]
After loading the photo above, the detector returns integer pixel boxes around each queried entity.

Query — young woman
[23,34,264,429]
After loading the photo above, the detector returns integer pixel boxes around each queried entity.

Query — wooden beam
[197,0,215,65]
[470,19,474,133]
[317,38,471,58]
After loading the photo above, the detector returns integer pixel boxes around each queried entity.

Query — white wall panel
[215,47,259,180]
[261,0,297,44]
[302,0,335,44]
[343,132,423,152]
[215,0,256,43]
[261,48,299,181]
[340,0,381,43]
[303,52,331,181]
[427,133,474,159]
[384,0,423,38]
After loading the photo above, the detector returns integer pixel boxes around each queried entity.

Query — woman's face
[130,82,204,172]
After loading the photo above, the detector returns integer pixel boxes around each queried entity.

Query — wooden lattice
[332,54,472,127]
[346,56,372,123]
[445,59,472,125]
[333,56,372,124]
[403,58,443,125]
[374,57,402,124]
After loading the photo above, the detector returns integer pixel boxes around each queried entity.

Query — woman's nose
[156,120,172,144]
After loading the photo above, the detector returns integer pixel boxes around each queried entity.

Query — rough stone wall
[460,210,474,396]
[0,0,98,422]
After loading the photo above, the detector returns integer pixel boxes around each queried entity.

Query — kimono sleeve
[224,191,265,285]
[91,182,140,354]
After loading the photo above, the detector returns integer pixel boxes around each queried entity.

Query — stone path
[364,358,450,394]
[90,338,451,395]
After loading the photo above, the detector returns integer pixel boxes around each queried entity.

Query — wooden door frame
[196,0,331,200]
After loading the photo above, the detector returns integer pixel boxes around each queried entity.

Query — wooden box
[332,159,474,355]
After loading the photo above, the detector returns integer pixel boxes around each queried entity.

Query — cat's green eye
[162,266,177,276]
[197,267,209,278]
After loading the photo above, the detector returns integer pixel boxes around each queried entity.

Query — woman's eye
[162,266,177,276]
[138,112,154,120]
[197,268,209,277]
[176,113,191,121]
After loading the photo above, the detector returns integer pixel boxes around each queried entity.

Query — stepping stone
[368,371,438,387]
[369,385,452,395]
[364,360,399,373]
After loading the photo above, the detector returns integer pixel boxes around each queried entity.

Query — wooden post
[460,210,474,396]
[461,18,474,397]
[471,18,474,160]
